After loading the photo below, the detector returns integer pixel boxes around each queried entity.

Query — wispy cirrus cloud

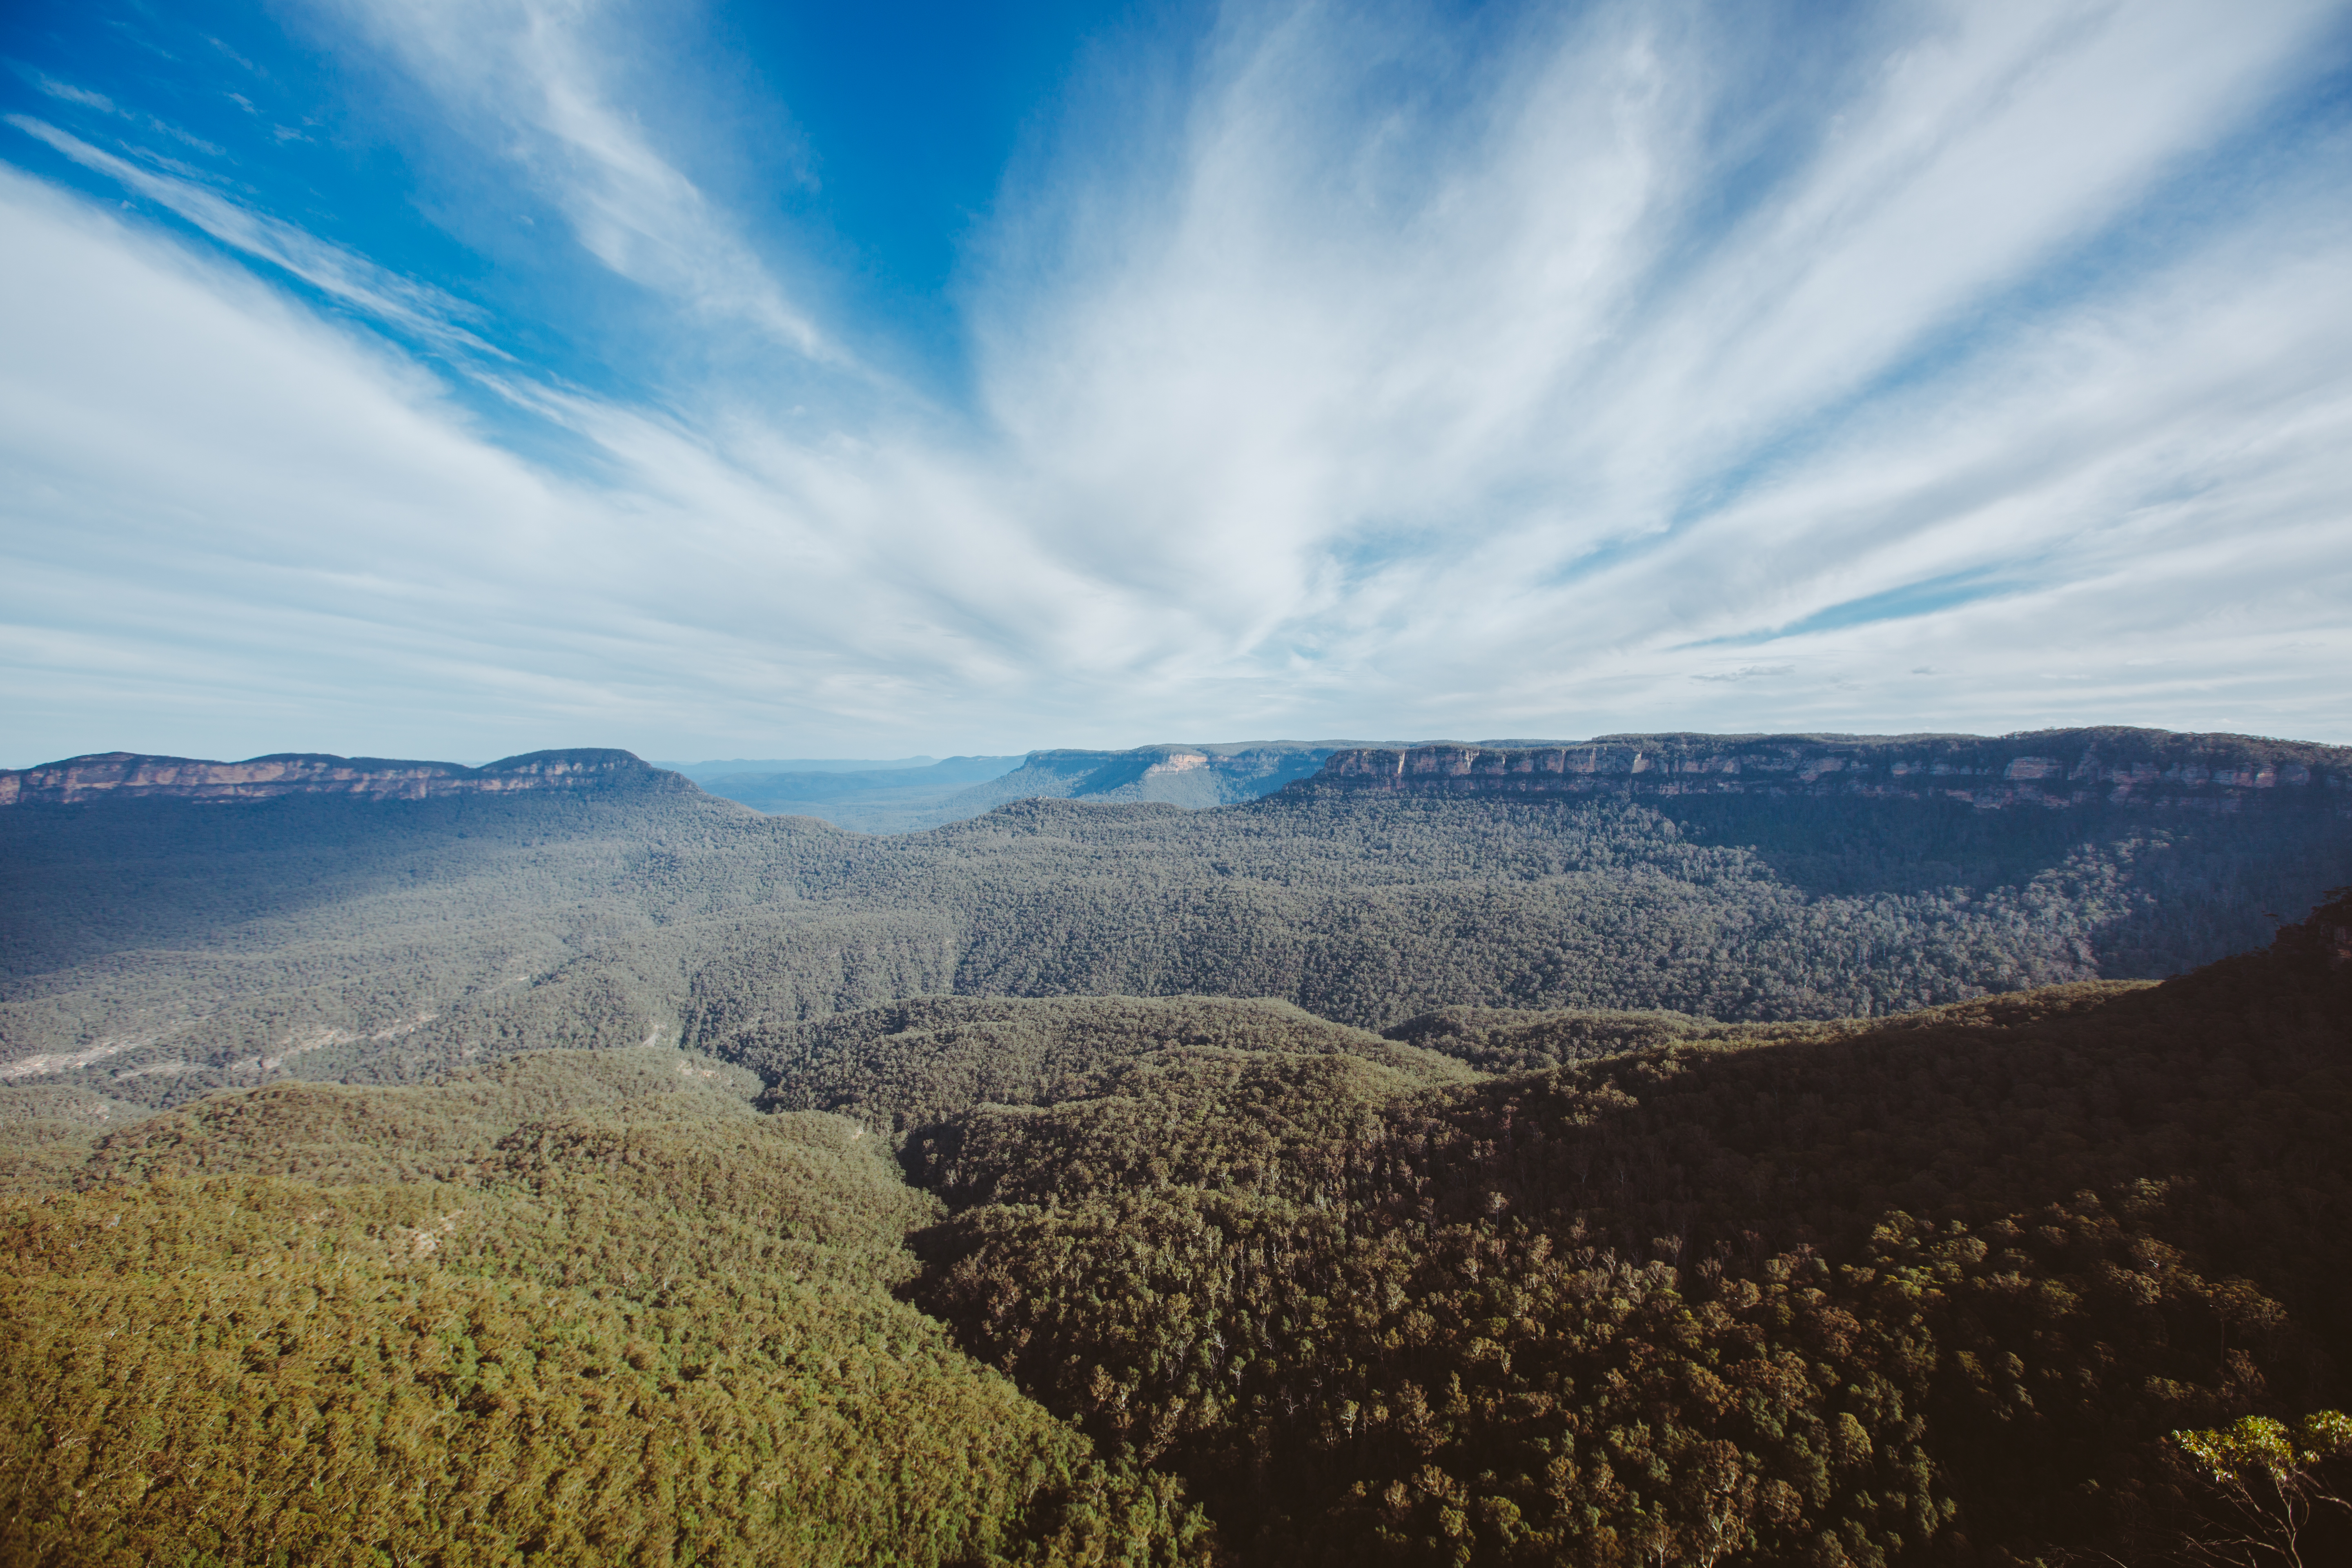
[7,114,504,358]
[16,63,235,155]
[29,71,117,112]
[0,0,2348,765]
[955,0,2352,723]
[326,0,833,361]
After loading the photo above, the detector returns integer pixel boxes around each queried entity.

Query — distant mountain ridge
[1314,728,2352,813]
[12,728,2349,821]
[695,756,1026,823]
[0,748,674,807]
[933,741,1378,815]
[9,722,2352,1109]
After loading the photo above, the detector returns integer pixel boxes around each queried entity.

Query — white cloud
[328,0,831,359]
[32,74,117,113]
[0,165,1149,760]
[2,0,2349,765]
[961,0,2352,737]
[6,115,503,358]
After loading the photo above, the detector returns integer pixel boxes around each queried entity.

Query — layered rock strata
[1312,728,2352,813]
[0,748,672,806]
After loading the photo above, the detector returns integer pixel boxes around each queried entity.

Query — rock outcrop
[0,748,678,807]
[1310,728,2352,814]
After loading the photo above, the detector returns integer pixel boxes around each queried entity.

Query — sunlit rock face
[1313,728,2352,814]
[0,748,674,806]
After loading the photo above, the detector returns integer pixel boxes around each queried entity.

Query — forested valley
[6,739,2348,1107]
[3,735,2350,1564]
[0,1050,1204,1565]
[6,893,2349,1563]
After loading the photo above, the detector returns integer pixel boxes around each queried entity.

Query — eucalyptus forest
[2,732,2348,1565]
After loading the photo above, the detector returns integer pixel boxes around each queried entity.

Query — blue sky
[3,0,2349,766]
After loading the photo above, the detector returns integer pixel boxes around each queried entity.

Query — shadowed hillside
[5,729,2350,1107]
[886,895,2352,1563]
[7,900,2346,1564]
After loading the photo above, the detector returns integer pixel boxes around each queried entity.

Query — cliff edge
[0,748,683,807]
[1310,727,2352,813]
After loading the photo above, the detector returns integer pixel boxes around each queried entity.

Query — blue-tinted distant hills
[670,741,1556,831]
[657,757,953,782]
[929,742,1378,818]
[686,742,1407,831]
[677,755,1025,831]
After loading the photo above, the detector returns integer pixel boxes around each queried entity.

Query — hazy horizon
[14,719,2352,777]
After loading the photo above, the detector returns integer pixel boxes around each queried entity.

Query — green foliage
[4,894,2350,1561]
[2175,1412,2352,1485]
[7,764,2352,1564]
[0,1087,142,1196]
[739,993,1469,1134]
[897,901,2352,1564]
[9,772,2350,1106]
[0,1048,1215,1566]
[2165,1412,2352,1568]
[1378,1005,1813,1074]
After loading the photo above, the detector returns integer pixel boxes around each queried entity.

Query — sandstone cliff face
[1312,728,2352,814]
[0,748,675,807]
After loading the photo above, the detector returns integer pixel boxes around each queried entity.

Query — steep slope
[4,911,2348,1564]
[0,747,675,805]
[896,896,2352,1564]
[1320,728,2351,812]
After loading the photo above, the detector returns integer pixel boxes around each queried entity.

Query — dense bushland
[4,895,2348,1562]
[885,898,2352,1564]
[8,774,2349,1105]
[0,1051,1210,1566]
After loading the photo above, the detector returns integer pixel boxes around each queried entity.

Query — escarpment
[1310,727,2352,813]
[0,748,682,806]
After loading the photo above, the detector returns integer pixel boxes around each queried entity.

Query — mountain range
[5,725,2346,1105]
[20,726,2343,829]
[4,724,2350,1564]
[666,741,1380,830]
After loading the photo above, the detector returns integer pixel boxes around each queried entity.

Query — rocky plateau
[1316,727,2352,813]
